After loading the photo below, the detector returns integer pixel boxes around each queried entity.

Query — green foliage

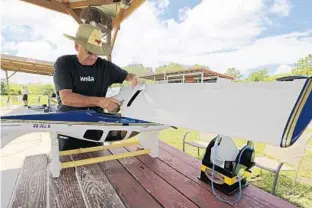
[292,54,312,76]
[225,68,242,80]
[27,84,56,95]
[248,68,269,82]
[1,95,50,107]
[155,62,186,74]
[9,88,21,95]
[266,72,293,81]
[192,64,209,69]
[42,84,55,96]
[0,83,56,96]
[1,79,8,95]
[123,64,149,76]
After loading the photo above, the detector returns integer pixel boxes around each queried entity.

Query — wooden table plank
[126,146,232,208]
[109,147,199,208]
[49,156,86,208]
[243,187,299,208]
[92,150,163,208]
[8,141,298,208]
[159,141,203,169]
[158,145,268,208]
[159,141,297,208]
[71,153,126,208]
[9,154,47,208]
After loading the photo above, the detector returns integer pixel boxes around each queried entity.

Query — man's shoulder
[94,57,114,71]
[97,58,124,71]
[95,57,108,65]
[55,55,76,64]
[54,55,77,74]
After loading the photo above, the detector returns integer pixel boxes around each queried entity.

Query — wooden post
[5,70,10,106]
[201,72,204,83]
[4,70,10,93]
[107,26,112,61]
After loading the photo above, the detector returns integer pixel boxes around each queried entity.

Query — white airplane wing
[119,77,312,147]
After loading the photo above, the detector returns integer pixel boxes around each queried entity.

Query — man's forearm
[60,90,100,107]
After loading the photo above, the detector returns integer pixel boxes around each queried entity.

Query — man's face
[75,43,98,65]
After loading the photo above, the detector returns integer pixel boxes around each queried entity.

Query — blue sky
[159,0,312,37]
[259,0,312,36]
[1,0,312,83]
[155,0,312,77]
[159,0,202,21]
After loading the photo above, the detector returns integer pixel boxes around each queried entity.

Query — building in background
[140,68,234,84]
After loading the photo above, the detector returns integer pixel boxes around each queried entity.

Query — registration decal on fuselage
[33,123,51,129]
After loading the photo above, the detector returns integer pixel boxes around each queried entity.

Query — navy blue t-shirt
[53,55,128,112]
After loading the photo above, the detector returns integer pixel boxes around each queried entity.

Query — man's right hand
[98,97,121,112]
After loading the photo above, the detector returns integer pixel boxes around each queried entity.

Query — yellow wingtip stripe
[282,79,312,147]
[286,80,312,147]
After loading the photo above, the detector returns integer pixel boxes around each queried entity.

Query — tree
[225,68,242,80]
[42,84,55,96]
[123,64,149,76]
[155,62,185,74]
[292,54,312,76]
[193,64,209,69]
[0,79,8,95]
[248,69,269,82]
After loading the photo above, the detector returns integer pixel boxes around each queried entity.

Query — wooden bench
[7,141,297,208]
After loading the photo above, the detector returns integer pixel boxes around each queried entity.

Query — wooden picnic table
[7,140,297,208]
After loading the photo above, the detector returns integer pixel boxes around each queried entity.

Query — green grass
[0,95,50,107]
[159,128,312,208]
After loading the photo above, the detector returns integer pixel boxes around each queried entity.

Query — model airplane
[1,75,311,200]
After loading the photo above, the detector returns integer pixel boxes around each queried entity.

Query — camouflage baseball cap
[64,24,111,56]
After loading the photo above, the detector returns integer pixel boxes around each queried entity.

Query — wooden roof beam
[112,0,145,30]
[1,64,53,73]
[69,0,115,9]
[1,68,52,76]
[64,7,83,24]
[111,9,124,51]
[110,0,146,57]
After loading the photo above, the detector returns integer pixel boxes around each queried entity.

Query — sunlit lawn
[0,95,49,107]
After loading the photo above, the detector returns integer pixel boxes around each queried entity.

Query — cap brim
[84,42,111,56]
[64,34,76,41]
[64,34,111,56]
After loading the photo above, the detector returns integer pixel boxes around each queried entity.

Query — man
[53,24,138,151]
[22,85,28,107]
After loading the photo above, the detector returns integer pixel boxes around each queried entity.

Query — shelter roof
[140,68,235,81]
[1,54,54,76]
[20,0,145,30]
